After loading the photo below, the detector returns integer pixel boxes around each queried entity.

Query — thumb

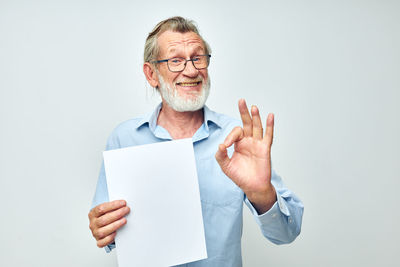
[215,143,230,172]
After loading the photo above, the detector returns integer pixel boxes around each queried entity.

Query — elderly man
[89,16,303,266]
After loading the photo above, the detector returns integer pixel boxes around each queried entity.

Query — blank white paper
[103,138,207,267]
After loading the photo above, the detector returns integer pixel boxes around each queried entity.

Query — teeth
[178,82,200,86]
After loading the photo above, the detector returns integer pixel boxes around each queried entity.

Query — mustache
[175,77,204,84]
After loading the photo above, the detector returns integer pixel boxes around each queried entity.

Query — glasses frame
[152,54,211,73]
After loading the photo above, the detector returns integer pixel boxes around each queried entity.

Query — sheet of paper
[103,138,207,267]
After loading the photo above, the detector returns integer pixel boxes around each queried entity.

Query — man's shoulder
[108,115,148,138]
[104,114,150,149]
[109,104,160,137]
[114,117,145,132]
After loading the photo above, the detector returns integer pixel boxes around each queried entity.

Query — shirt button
[272,213,277,218]
[289,218,293,223]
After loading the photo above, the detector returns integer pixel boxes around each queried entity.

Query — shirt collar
[203,105,222,130]
[135,103,222,139]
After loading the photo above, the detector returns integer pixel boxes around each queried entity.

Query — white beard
[157,72,210,112]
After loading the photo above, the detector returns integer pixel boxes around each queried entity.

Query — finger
[223,126,244,148]
[96,232,117,248]
[251,105,263,140]
[215,143,230,173]
[238,99,252,137]
[90,200,127,219]
[263,113,274,146]
[93,217,127,240]
[96,206,130,227]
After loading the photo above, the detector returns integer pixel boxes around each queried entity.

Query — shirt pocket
[196,157,243,207]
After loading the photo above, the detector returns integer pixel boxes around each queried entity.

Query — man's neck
[157,102,204,140]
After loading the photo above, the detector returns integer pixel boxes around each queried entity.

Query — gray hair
[144,16,211,63]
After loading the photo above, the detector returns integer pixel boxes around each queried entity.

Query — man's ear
[143,62,159,88]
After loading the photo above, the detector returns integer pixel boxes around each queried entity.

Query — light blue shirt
[92,103,304,267]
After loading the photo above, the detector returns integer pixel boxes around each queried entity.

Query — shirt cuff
[105,242,116,253]
[245,190,290,224]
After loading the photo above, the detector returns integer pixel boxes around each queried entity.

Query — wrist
[246,185,277,214]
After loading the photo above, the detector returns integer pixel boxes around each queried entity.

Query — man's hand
[88,200,130,248]
[215,99,277,214]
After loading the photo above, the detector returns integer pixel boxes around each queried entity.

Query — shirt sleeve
[244,169,304,244]
[90,132,120,253]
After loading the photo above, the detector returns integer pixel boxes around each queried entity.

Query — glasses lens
[168,58,185,72]
[192,55,209,69]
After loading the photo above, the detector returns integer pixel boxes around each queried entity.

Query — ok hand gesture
[215,99,277,214]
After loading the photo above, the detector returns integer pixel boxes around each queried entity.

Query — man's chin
[178,91,202,99]
[167,98,206,112]
[157,73,210,112]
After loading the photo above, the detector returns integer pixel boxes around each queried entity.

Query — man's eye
[170,58,182,64]
[192,57,200,62]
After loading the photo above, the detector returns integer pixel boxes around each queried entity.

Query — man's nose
[182,59,199,77]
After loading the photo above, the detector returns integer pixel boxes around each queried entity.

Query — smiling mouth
[176,81,202,87]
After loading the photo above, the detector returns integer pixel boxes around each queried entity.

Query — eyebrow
[167,47,205,58]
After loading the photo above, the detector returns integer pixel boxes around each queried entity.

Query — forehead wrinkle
[168,45,204,56]
[167,36,203,46]
[167,40,203,49]
[162,37,205,57]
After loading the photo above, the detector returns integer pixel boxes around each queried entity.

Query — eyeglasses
[152,54,211,72]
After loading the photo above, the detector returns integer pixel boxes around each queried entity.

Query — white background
[0,0,399,266]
